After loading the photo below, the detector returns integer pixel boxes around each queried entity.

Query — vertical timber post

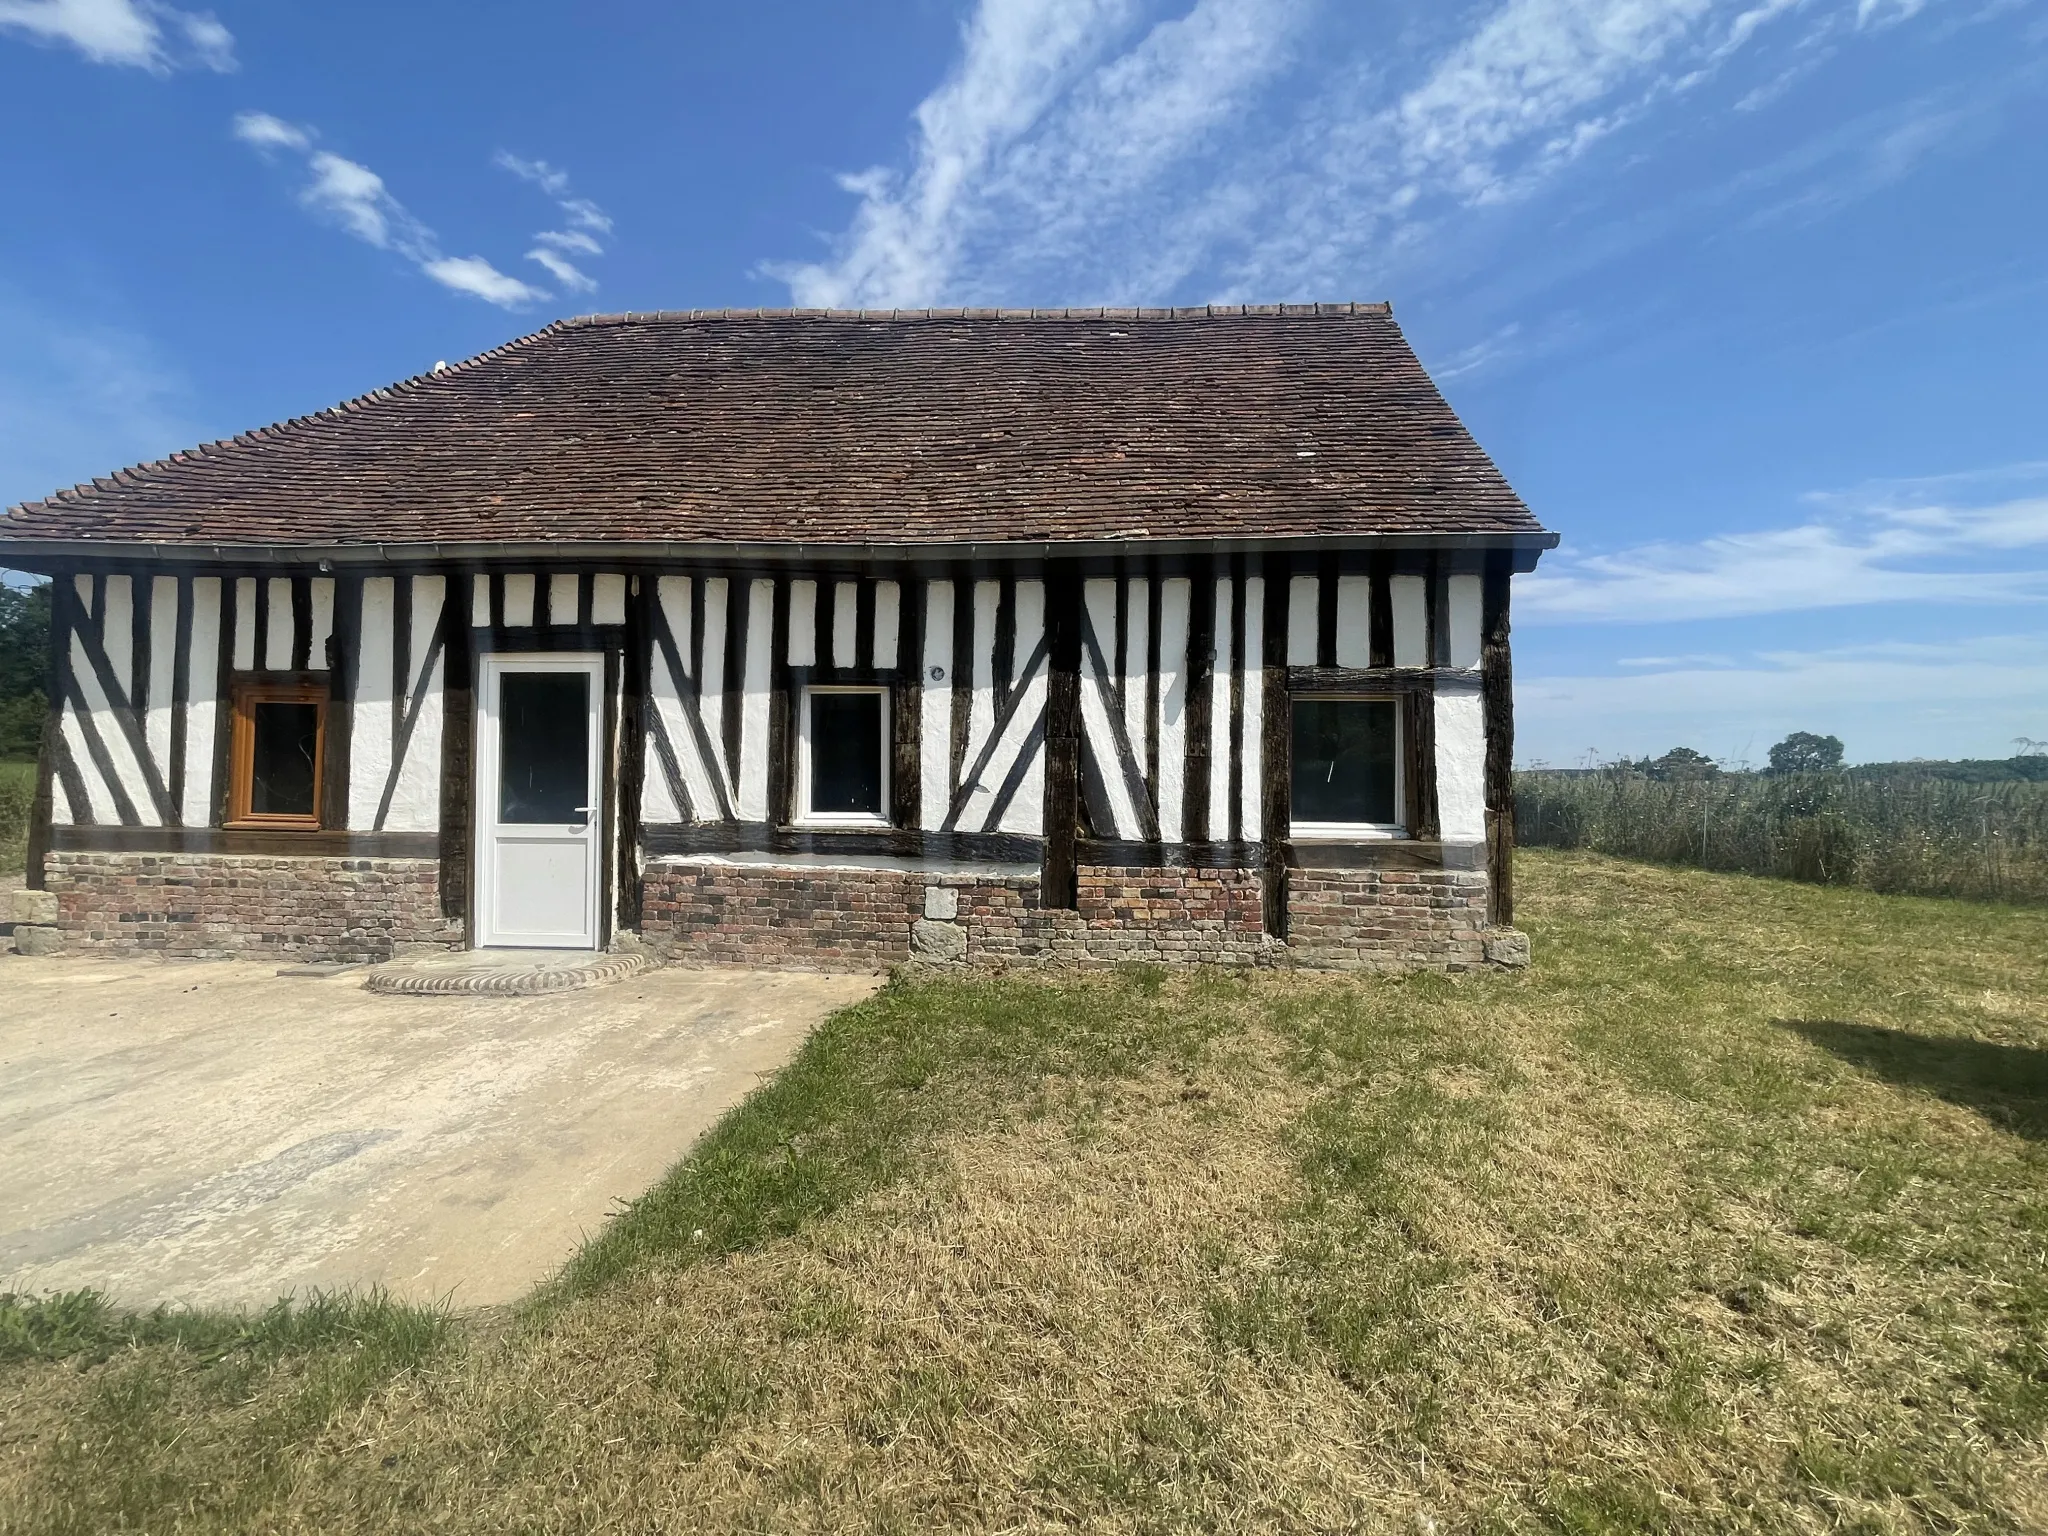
[1259,554,1291,938]
[1041,562,1081,910]
[438,578,473,926]
[1482,551,1515,928]
[24,573,66,890]
[615,574,648,934]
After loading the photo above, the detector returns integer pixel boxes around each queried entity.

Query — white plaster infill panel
[382,575,445,833]
[1335,574,1371,668]
[309,577,336,669]
[919,580,954,831]
[145,575,177,785]
[348,577,396,831]
[502,573,536,628]
[698,577,730,774]
[548,573,578,627]
[787,579,818,667]
[736,578,774,823]
[831,581,857,668]
[1445,572,1483,671]
[1155,577,1190,841]
[965,580,999,770]
[181,577,221,827]
[1122,575,1149,756]
[233,578,257,671]
[265,577,293,670]
[1390,575,1428,668]
[872,580,900,669]
[1285,574,1317,665]
[1433,677,1487,845]
[103,575,133,697]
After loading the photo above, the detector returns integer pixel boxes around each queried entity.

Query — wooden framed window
[795,684,891,827]
[226,681,328,829]
[1289,694,1404,839]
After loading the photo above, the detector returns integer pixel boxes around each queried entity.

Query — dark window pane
[249,701,320,817]
[810,692,884,815]
[499,671,590,823]
[1291,698,1399,825]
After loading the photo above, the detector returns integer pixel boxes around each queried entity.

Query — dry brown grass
[4,851,2044,1533]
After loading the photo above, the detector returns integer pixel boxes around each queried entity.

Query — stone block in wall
[1483,929,1531,968]
[12,925,63,956]
[910,918,967,961]
[9,889,59,925]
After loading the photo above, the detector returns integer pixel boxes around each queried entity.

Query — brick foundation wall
[1284,867,1490,969]
[641,860,1496,971]
[640,862,1272,970]
[30,852,1500,971]
[41,852,461,961]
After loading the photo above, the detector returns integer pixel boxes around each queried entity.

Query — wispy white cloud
[233,114,547,308]
[230,110,308,153]
[0,0,233,72]
[495,153,612,297]
[525,247,597,293]
[1519,633,2048,764]
[1522,469,2048,622]
[421,256,549,307]
[769,0,1970,308]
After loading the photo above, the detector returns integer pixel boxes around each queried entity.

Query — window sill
[222,818,324,832]
[1290,823,1408,841]
[790,814,893,831]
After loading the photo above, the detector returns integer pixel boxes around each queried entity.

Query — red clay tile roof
[1,304,1552,555]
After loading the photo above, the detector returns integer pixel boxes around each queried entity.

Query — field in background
[1517,769,2048,904]
[0,760,32,877]
[4,851,2044,1533]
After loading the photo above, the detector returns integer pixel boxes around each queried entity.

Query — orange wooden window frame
[226,681,328,830]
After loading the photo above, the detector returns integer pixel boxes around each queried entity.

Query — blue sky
[2,0,2043,765]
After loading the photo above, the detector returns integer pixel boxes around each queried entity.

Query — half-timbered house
[2,304,1556,969]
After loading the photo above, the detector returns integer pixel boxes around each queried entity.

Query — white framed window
[1290,695,1405,839]
[796,685,891,827]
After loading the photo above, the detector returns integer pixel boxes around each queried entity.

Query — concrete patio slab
[0,954,880,1309]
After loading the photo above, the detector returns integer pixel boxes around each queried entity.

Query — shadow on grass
[1781,1019,2048,1141]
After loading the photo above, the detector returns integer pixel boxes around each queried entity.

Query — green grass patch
[537,967,1231,1306]
[4,851,2045,1533]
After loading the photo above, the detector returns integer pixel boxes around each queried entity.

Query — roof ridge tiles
[556,301,1393,328]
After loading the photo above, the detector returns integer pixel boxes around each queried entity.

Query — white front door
[475,653,603,949]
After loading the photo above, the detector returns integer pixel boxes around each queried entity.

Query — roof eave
[0,529,1560,576]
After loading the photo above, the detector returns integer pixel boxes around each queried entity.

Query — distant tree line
[1554,731,2048,786]
[1518,729,2048,904]
[0,580,49,761]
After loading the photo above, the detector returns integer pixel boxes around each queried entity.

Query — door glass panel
[809,691,884,815]
[250,701,320,817]
[1291,698,1399,825]
[498,671,591,824]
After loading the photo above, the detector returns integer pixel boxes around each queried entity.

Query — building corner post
[24,572,67,890]
[1481,551,1515,928]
